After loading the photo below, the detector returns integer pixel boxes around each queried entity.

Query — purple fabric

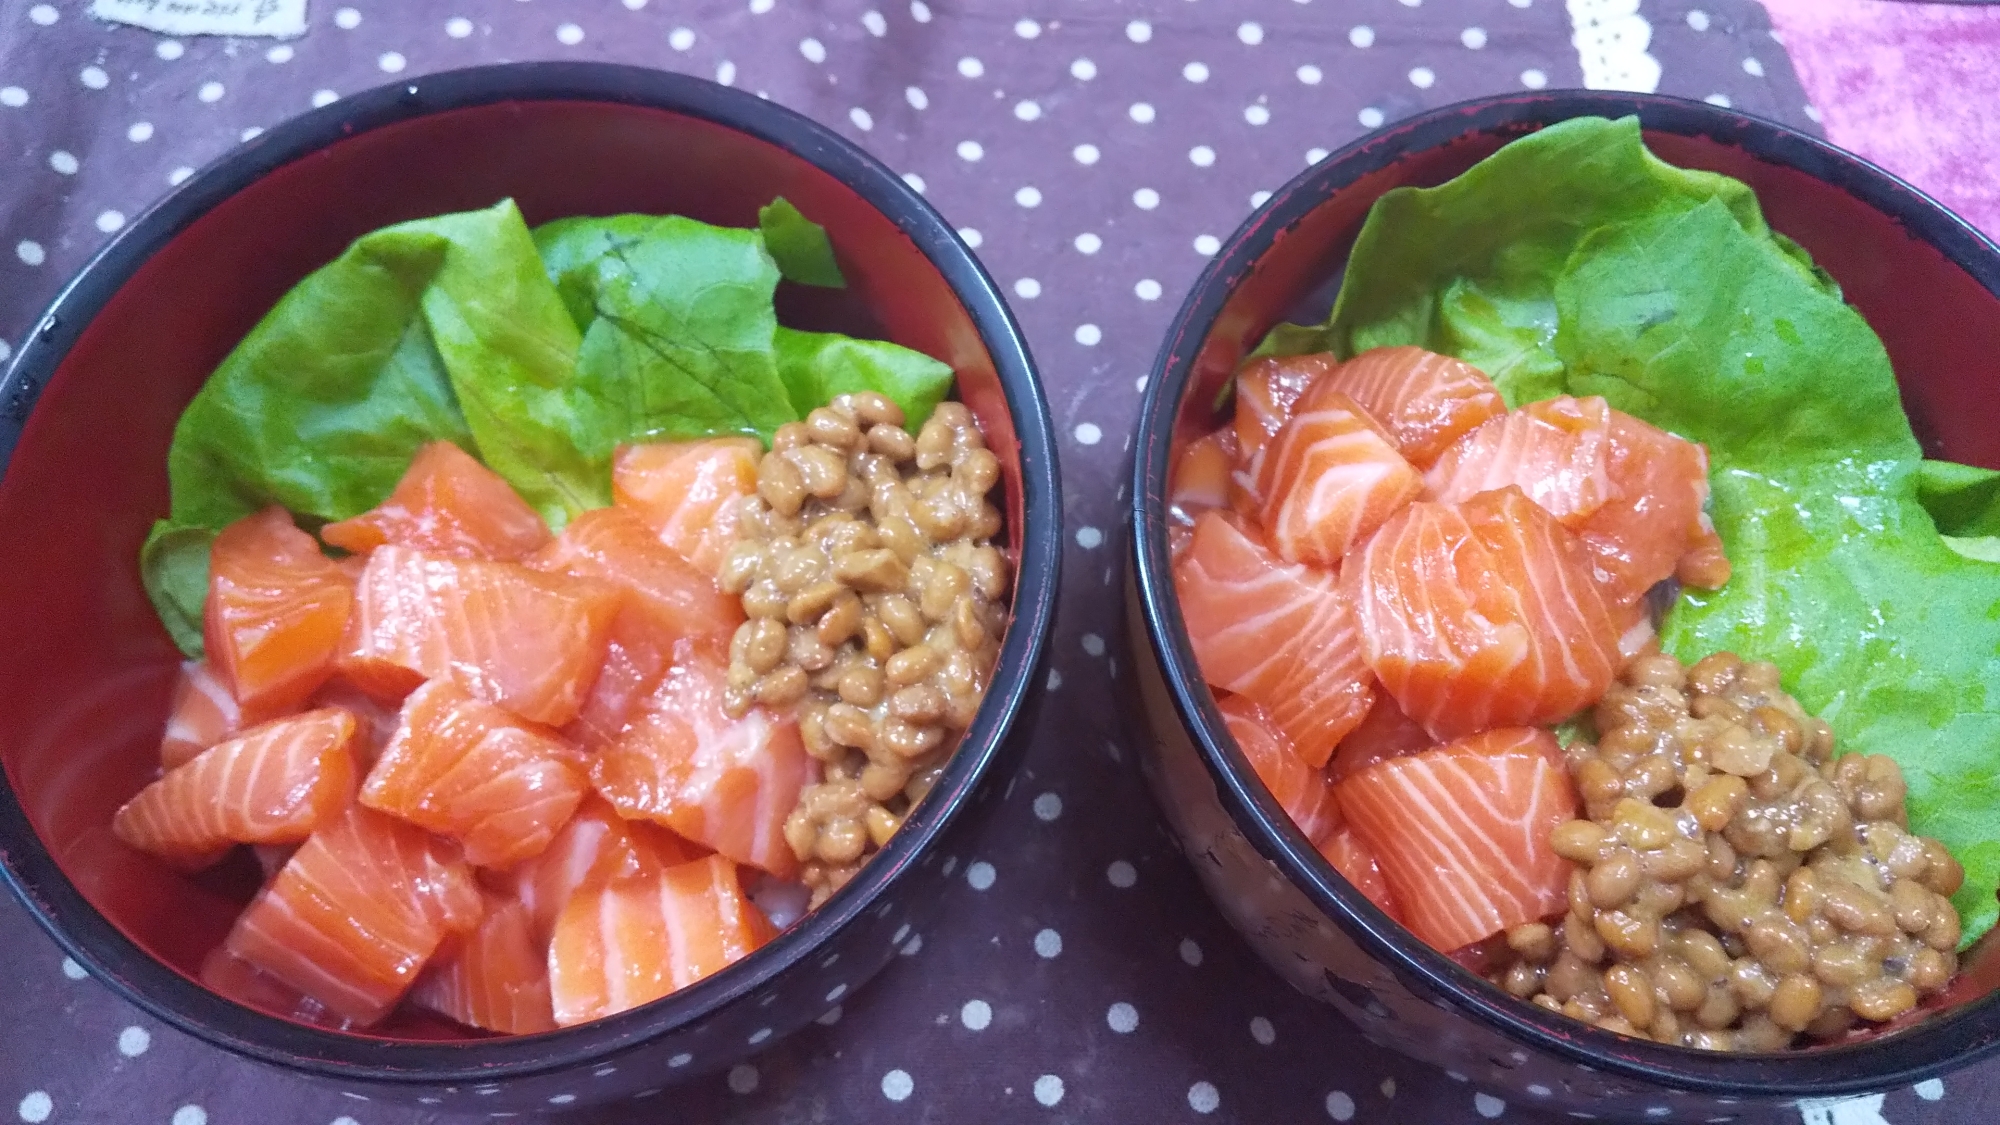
[0,1,1991,1122]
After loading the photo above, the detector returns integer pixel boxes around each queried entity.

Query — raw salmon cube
[1344,487,1622,740]
[1173,510,1374,768]
[1217,693,1339,843]
[548,854,774,1027]
[1317,347,1507,470]
[592,639,811,878]
[1255,388,1423,566]
[206,507,355,714]
[1335,727,1576,952]
[225,804,484,1026]
[505,795,706,945]
[559,608,673,751]
[1232,354,1335,476]
[320,441,551,561]
[199,945,354,1030]
[612,439,763,577]
[411,895,557,1035]
[340,546,621,726]
[1578,410,1728,605]
[360,680,587,869]
[1423,396,1616,526]
[307,678,402,768]
[529,506,744,645]
[1330,692,1435,784]
[160,659,282,771]
[1316,826,1401,921]
[113,708,357,869]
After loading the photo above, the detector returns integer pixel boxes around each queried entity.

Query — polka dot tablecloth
[0,2,1994,1123]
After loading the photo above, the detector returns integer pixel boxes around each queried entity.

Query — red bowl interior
[0,95,1024,1042]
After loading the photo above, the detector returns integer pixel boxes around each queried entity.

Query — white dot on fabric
[1743,56,1765,77]
[198,80,225,101]
[118,1025,151,1056]
[1014,278,1041,299]
[1180,937,1203,965]
[1126,19,1152,43]
[168,166,194,184]
[19,1092,53,1124]
[29,4,58,25]
[1034,1075,1065,1107]
[1107,1002,1139,1033]
[849,107,873,130]
[957,56,983,78]
[1914,1079,1946,1101]
[379,51,407,72]
[961,998,992,1029]
[1190,1082,1220,1113]
[910,0,931,21]
[1071,58,1097,80]
[1134,187,1160,209]
[1193,234,1220,256]
[728,1065,759,1094]
[1188,146,1214,167]
[1073,143,1099,165]
[625,0,647,9]
[1244,104,1270,126]
[907,86,928,109]
[1359,106,1386,128]
[241,126,263,141]
[958,227,982,248]
[1250,190,1272,207]
[716,60,737,85]
[96,210,125,233]
[1015,18,1040,38]
[555,22,584,44]
[882,1070,914,1102]
[1076,422,1103,445]
[1526,1084,1552,1097]
[1015,100,1041,121]
[81,66,110,89]
[862,10,887,35]
[1382,1078,1397,1098]
[1401,0,1422,6]
[1034,791,1064,818]
[1015,186,1042,208]
[1107,859,1137,886]
[1238,22,1264,45]
[1073,232,1101,253]
[967,861,996,889]
[1129,102,1155,124]
[1,87,28,107]
[1035,928,1064,957]
[1409,66,1435,88]
[172,1107,207,1125]
[902,934,923,955]
[1522,68,1548,89]
[1250,1016,1275,1045]
[957,140,984,161]
[1298,64,1323,84]
[1179,62,1210,84]
[670,27,696,49]
[1511,0,1533,5]
[800,37,826,62]
[48,150,77,174]
[1705,93,1733,107]
[1463,26,1488,48]
[156,40,185,60]
[267,44,294,62]
[902,171,925,192]
[1474,1093,1506,1118]
[61,958,86,980]
[1687,9,1710,31]
[1350,25,1375,48]
[311,89,339,107]
[446,16,473,36]
[668,1052,695,1068]
[335,6,361,29]
[1073,324,1100,345]
[1326,1091,1356,1120]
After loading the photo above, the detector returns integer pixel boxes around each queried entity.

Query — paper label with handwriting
[89,0,308,38]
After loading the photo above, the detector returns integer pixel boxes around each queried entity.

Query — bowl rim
[0,60,1062,1082]
[1129,88,2000,1096]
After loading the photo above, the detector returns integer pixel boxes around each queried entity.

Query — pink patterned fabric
[1762,0,2000,239]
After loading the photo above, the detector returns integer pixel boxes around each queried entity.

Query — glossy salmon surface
[1423,395,1616,526]
[320,441,550,561]
[160,660,275,770]
[612,438,763,577]
[529,506,744,644]
[505,794,705,945]
[206,507,355,714]
[1255,387,1422,566]
[1316,346,1507,470]
[1216,693,1339,843]
[410,895,557,1035]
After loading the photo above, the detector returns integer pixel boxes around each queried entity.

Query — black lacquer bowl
[0,62,1060,1111]
[1125,91,2000,1120]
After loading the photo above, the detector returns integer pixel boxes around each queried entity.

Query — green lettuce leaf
[1312,116,2000,945]
[758,197,847,288]
[772,327,954,432]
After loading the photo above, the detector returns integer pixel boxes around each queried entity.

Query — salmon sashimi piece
[1329,693,1435,783]
[1217,694,1340,843]
[200,945,354,1030]
[612,438,763,577]
[340,545,621,725]
[1576,410,1729,605]
[548,854,774,1027]
[360,680,587,869]
[206,507,355,714]
[1345,487,1622,740]
[160,659,280,770]
[506,794,706,945]
[1318,347,1508,470]
[1232,354,1338,476]
[1168,428,1245,559]
[1173,510,1374,768]
[529,506,744,645]
[411,895,557,1035]
[112,708,357,869]
[1336,728,1577,951]
[1316,825,1400,920]
[308,678,402,768]
[1255,388,1423,566]
[560,608,674,751]
[592,639,811,878]
[1422,396,1616,526]
[225,804,484,1025]
[320,441,551,561]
